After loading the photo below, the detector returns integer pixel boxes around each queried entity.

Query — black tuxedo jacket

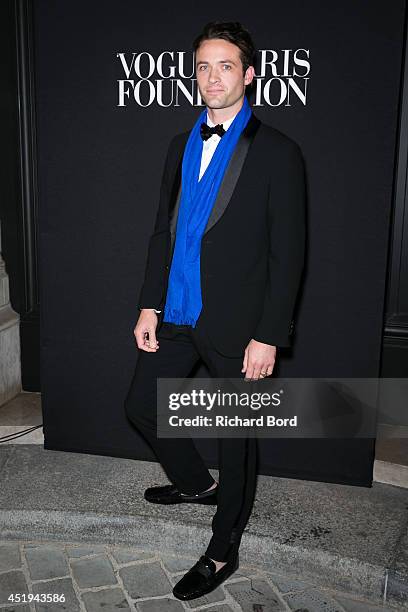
[138,113,306,357]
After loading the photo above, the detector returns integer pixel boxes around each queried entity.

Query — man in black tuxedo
[125,21,306,600]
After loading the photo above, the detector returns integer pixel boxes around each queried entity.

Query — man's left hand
[241,339,276,381]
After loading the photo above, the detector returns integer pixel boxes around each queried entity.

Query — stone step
[0,445,407,609]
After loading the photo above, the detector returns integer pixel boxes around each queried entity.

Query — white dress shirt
[147,111,238,313]
[198,112,237,180]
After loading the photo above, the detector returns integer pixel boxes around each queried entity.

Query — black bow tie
[200,122,226,141]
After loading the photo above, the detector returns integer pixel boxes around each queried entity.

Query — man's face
[195,38,254,111]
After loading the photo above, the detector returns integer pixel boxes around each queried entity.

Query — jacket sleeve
[137,139,175,311]
[253,142,306,347]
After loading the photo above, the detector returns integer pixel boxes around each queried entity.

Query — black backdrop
[35,0,406,486]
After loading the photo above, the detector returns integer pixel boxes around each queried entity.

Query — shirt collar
[206,111,237,131]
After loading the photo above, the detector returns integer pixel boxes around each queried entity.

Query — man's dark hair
[192,21,256,74]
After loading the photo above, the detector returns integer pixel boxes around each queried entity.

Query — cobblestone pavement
[0,540,397,612]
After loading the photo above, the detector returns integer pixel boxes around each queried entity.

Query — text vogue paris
[116,49,311,107]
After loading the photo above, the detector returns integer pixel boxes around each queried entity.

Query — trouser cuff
[205,529,241,562]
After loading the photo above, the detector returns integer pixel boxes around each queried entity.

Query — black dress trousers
[124,312,258,562]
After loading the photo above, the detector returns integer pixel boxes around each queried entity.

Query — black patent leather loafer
[144,483,218,505]
[172,553,239,600]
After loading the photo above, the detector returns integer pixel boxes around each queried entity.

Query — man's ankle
[203,481,218,493]
[209,557,227,572]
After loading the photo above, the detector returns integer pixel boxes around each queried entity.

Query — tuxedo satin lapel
[169,160,182,245]
[169,137,188,254]
[203,114,260,235]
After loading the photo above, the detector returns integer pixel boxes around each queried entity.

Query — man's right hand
[134,309,160,352]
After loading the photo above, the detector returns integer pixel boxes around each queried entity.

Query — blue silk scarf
[163,96,252,327]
